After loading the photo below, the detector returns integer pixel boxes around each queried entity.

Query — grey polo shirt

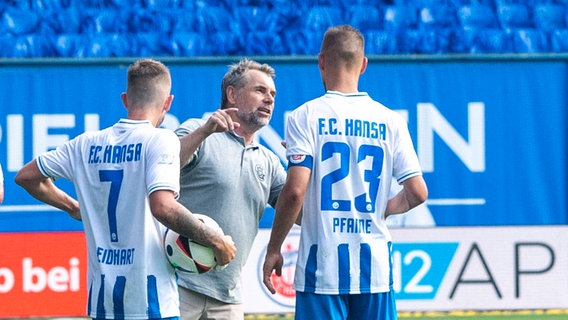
[174,118,286,304]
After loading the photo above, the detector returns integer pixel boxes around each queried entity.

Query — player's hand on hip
[214,234,236,266]
[206,108,240,133]
[262,251,284,294]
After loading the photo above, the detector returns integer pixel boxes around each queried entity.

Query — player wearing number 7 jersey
[262,25,428,320]
[15,59,236,320]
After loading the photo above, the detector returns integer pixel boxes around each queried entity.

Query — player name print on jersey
[332,217,372,234]
[96,246,136,266]
[318,118,386,139]
[88,143,142,164]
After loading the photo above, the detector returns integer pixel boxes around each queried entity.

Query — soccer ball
[164,214,224,274]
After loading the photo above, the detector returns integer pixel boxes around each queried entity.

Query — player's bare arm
[263,165,310,294]
[15,159,81,220]
[179,108,240,166]
[149,190,236,265]
[385,175,428,217]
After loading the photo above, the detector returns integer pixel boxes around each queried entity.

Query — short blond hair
[126,59,172,108]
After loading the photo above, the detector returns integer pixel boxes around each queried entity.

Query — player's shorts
[295,291,397,320]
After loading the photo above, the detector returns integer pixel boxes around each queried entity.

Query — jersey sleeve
[146,129,181,198]
[37,135,82,182]
[285,106,315,169]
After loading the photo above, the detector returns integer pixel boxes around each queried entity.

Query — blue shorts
[295,291,397,320]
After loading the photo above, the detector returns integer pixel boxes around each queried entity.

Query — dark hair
[220,58,275,109]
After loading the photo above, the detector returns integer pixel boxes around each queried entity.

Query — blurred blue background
[2,0,568,57]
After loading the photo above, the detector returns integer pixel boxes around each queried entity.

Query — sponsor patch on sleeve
[157,153,176,165]
[287,154,313,169]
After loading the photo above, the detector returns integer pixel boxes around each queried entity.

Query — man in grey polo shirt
[174,58,286,320]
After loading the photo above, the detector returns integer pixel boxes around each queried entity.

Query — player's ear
[226,86,237,105]
[359,56,368,75]
[163,94,174,113]
[121,92,128,109]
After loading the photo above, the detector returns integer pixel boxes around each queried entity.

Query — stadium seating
[496,3,532,30]
[1,0,568,57]
[195,5,235,34]
[82,8,126,34]
[305,5,344,34]
[171,32,206,56]
[2,6,40,35]
[550,29,568,52]
[234,5,269,33]
[416,28,453,54]
[85,32,137,57]
[509,28,549,53]
[458,4,499,29]
[347,4,382,33]
[419,5,457,30]
[42,8,81,35]
[289,5,346,54]
[383,5,419,32]
[533,3,566,31]
[365,30,398,54]
[244,31,286,55]
[51,33,83,57]
[470,28,511,53]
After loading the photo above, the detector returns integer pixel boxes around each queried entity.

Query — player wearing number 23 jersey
[286,90,422,294]
[262,25,427,320]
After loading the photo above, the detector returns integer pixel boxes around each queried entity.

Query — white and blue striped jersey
[286,91,423,295]
[37,119,181,319]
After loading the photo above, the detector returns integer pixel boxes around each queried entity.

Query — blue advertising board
[0,56,566,232]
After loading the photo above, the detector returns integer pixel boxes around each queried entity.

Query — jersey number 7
[99,169,124,242]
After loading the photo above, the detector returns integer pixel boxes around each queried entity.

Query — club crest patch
[255,164,266,181]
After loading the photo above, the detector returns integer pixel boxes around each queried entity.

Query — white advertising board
[242,226,568,313]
